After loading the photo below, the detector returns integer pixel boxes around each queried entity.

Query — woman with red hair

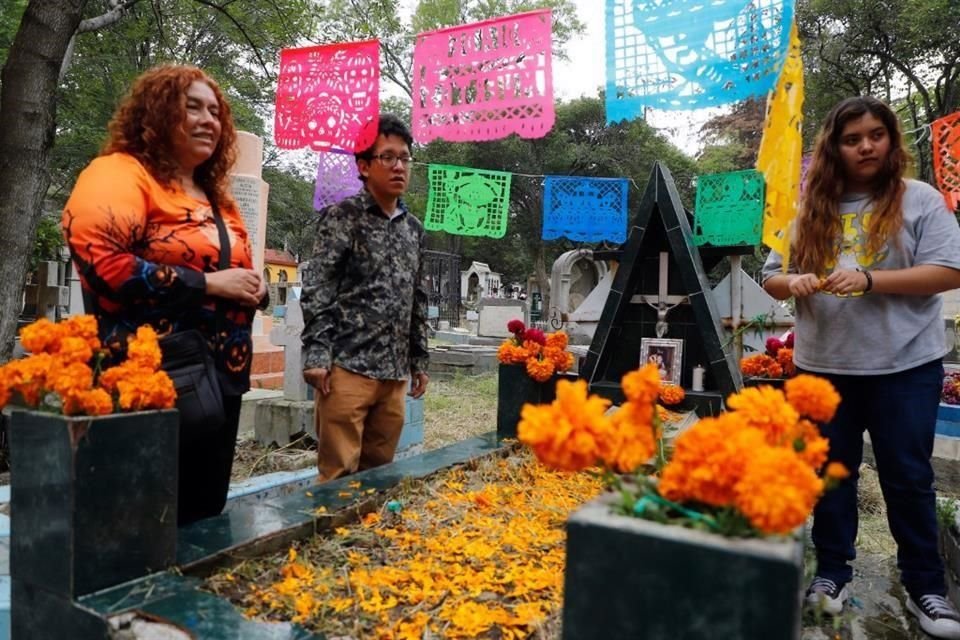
[62,64,267,525]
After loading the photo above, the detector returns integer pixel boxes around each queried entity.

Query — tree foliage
[797,0,960,180]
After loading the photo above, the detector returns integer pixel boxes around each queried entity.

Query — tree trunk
[0,0,87,362]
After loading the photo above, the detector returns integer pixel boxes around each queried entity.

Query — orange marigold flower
[525,356,555,382]
[55,336,94,366]
[544,331,569,350]
[609,401,658,473]
[734,446,824,535]
[767,362,784,378]
[740,353,775,377]
[785,374,841,423]
[726,386,799,446]
[126,325,162,370]
[659,384,685,406]
[497,341,522,364]
[63,388,114,416]
[777,348,796,377]
[521,339,543,357]
[518,380,612,472]
[62,314,100,351]
[621,364,661,404]
[825,461,850,480]
[48,361,94,398]
[658,413,767,507]
[792,419,829,470]
[19,318,63,354]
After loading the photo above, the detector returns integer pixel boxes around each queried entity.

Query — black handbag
[160,329,225,437]
[159,202,231,438]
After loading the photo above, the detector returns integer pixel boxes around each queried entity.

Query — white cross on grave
[269,286,309,401]
[630,252,688,338]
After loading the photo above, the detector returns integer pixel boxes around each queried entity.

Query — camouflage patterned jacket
[300,190,429,380]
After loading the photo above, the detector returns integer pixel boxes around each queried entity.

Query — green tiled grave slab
[262,432,500,516]
[174,433,501,570]
[82,573,319,639]
[135,590,319,639]
[80,571,199,615]
[176,502,315,567]
[70,433,505,638]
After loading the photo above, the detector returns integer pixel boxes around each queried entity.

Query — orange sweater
[63,152,257,393]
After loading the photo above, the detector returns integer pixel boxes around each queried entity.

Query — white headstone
[269,287,309,401]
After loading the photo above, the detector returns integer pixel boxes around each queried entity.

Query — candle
[692,365,705,392]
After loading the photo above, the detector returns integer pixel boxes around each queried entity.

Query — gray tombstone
[269,286,308,402]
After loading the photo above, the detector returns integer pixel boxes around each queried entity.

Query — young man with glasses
[300,114,430,481]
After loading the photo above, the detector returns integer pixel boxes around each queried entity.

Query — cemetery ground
[230,372,499,482]
[220,370,960,639]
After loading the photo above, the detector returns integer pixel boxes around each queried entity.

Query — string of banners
[313,155,772,250]
[313,158,630,242]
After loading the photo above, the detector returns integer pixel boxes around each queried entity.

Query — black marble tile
[13,580,108,639]
[177,502,314,568]
[135,590,320,639]
[563,498,803,640]
[79,571,201,616]
[10,410,178,598]
[496,364,558,439]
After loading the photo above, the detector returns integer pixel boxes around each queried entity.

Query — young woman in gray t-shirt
[763,96,960,640]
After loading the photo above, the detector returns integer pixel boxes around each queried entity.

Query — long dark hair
[793,96,911,274]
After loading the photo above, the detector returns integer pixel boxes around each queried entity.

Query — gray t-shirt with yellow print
[762,179,960,375]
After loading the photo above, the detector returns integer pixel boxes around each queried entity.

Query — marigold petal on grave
[785,374,841,423]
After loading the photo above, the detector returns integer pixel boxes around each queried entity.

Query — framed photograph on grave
[640,338,684,387]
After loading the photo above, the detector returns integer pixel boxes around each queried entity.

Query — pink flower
[765,337,784,357]
[507,319,526,338]
[525,328,546,345]
[784,332,795,349]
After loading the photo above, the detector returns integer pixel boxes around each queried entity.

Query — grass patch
[423,372,498,451]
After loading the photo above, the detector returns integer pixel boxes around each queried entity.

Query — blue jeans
[809,359,946,598]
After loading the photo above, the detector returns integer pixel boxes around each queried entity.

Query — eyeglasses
[371,153,415,168]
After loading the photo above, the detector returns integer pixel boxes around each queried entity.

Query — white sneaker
[907,594,960,639]
[804,576,848,615]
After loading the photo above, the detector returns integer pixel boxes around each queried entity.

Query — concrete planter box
[496,364,558,439]
[563,495,804,640]
[10,410,178,637]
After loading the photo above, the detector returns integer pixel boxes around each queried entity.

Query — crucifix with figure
[632,251,688,338]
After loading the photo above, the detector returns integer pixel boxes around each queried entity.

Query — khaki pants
[314,365,408,482]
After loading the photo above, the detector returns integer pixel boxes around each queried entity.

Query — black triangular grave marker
[580,162,742,414]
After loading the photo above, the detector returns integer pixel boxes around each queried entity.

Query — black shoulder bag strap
[211,202,231,271]
[211,203,231,341]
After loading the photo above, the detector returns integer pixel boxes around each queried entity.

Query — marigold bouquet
[740,331,796,379]
[0,315,176,416]
[518,362,847,537]
[496,319,575,382]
